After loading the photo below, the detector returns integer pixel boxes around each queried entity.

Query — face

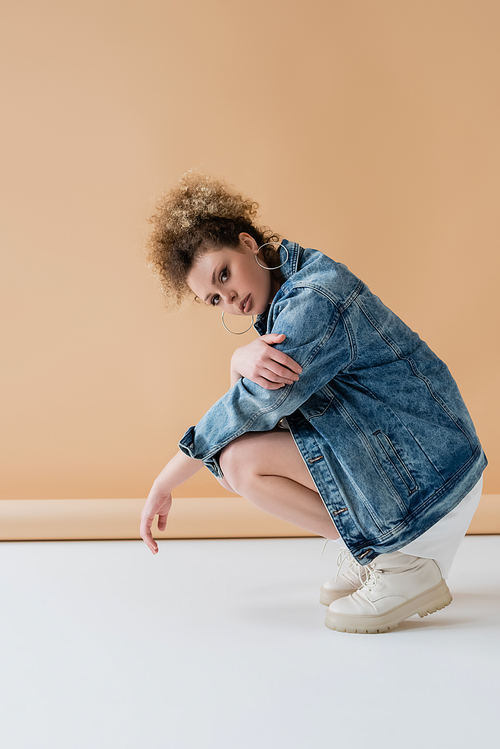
[186,233,276,317]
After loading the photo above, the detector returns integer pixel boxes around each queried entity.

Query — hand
[140,480,172,555]
[230,333,302,390]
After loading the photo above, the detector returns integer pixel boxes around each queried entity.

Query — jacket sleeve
[178,285,353,477]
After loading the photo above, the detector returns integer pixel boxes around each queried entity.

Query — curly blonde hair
[145,170,281,310]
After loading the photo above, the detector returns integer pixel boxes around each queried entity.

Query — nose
[222,290,237,306]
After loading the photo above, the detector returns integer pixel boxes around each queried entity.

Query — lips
[240,294,251,313]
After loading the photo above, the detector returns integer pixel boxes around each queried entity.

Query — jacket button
[357,550,372,560]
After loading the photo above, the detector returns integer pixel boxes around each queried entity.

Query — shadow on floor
[233,589,500,633]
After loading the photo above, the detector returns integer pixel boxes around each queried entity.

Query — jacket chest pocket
[373,430,418,497]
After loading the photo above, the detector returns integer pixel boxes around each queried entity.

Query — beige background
[1,1,498,514]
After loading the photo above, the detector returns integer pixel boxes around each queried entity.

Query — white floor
[0,535,498,749]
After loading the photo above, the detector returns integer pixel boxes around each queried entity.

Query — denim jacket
[179,240,487,564]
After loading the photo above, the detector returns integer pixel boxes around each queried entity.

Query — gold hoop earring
[221,311,256,335]
[255,242,289,270]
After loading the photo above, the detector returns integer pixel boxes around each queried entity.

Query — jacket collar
[254,239,298,335]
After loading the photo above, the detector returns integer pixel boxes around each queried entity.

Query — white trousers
[333,475,484,579]
[397,474,484,578]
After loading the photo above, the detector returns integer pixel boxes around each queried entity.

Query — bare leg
[217,430,340,540]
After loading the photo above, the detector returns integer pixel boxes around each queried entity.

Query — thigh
[219,429,318,493]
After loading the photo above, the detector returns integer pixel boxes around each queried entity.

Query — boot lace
[320,541,373,586]
[354,567,382,611]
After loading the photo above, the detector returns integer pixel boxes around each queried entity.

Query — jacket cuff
[178,426,196,457]
[178,427,224,479]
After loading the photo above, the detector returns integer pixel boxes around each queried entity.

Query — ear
[238,232,259,254]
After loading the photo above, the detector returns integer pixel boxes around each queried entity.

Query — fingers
[140,513,159,555]
[260,335,302,375]
[255,377,290,390]
[257,356,301,383]
[265,362,300,382]
[157,512,168,532]
[256,368,300,388]
[261,333,286,343]
[271,351,302,375]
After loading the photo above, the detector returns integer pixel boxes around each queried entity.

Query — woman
[140,170,487,634]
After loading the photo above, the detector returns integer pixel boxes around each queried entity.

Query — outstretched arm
[140,450,203,555]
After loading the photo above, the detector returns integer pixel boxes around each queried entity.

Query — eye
[210,267,228,306]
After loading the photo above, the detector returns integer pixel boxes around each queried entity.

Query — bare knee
[219,436,254,494]
[216,474,237,494]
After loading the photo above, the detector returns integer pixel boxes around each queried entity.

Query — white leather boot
[320,548,375,606]
[324,551,452,634]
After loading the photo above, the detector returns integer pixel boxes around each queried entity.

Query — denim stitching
[331,396,410,519]
[373,430,418,496]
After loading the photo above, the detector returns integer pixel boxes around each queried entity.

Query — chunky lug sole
[324,578,453,634]
[320,586,356,606]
